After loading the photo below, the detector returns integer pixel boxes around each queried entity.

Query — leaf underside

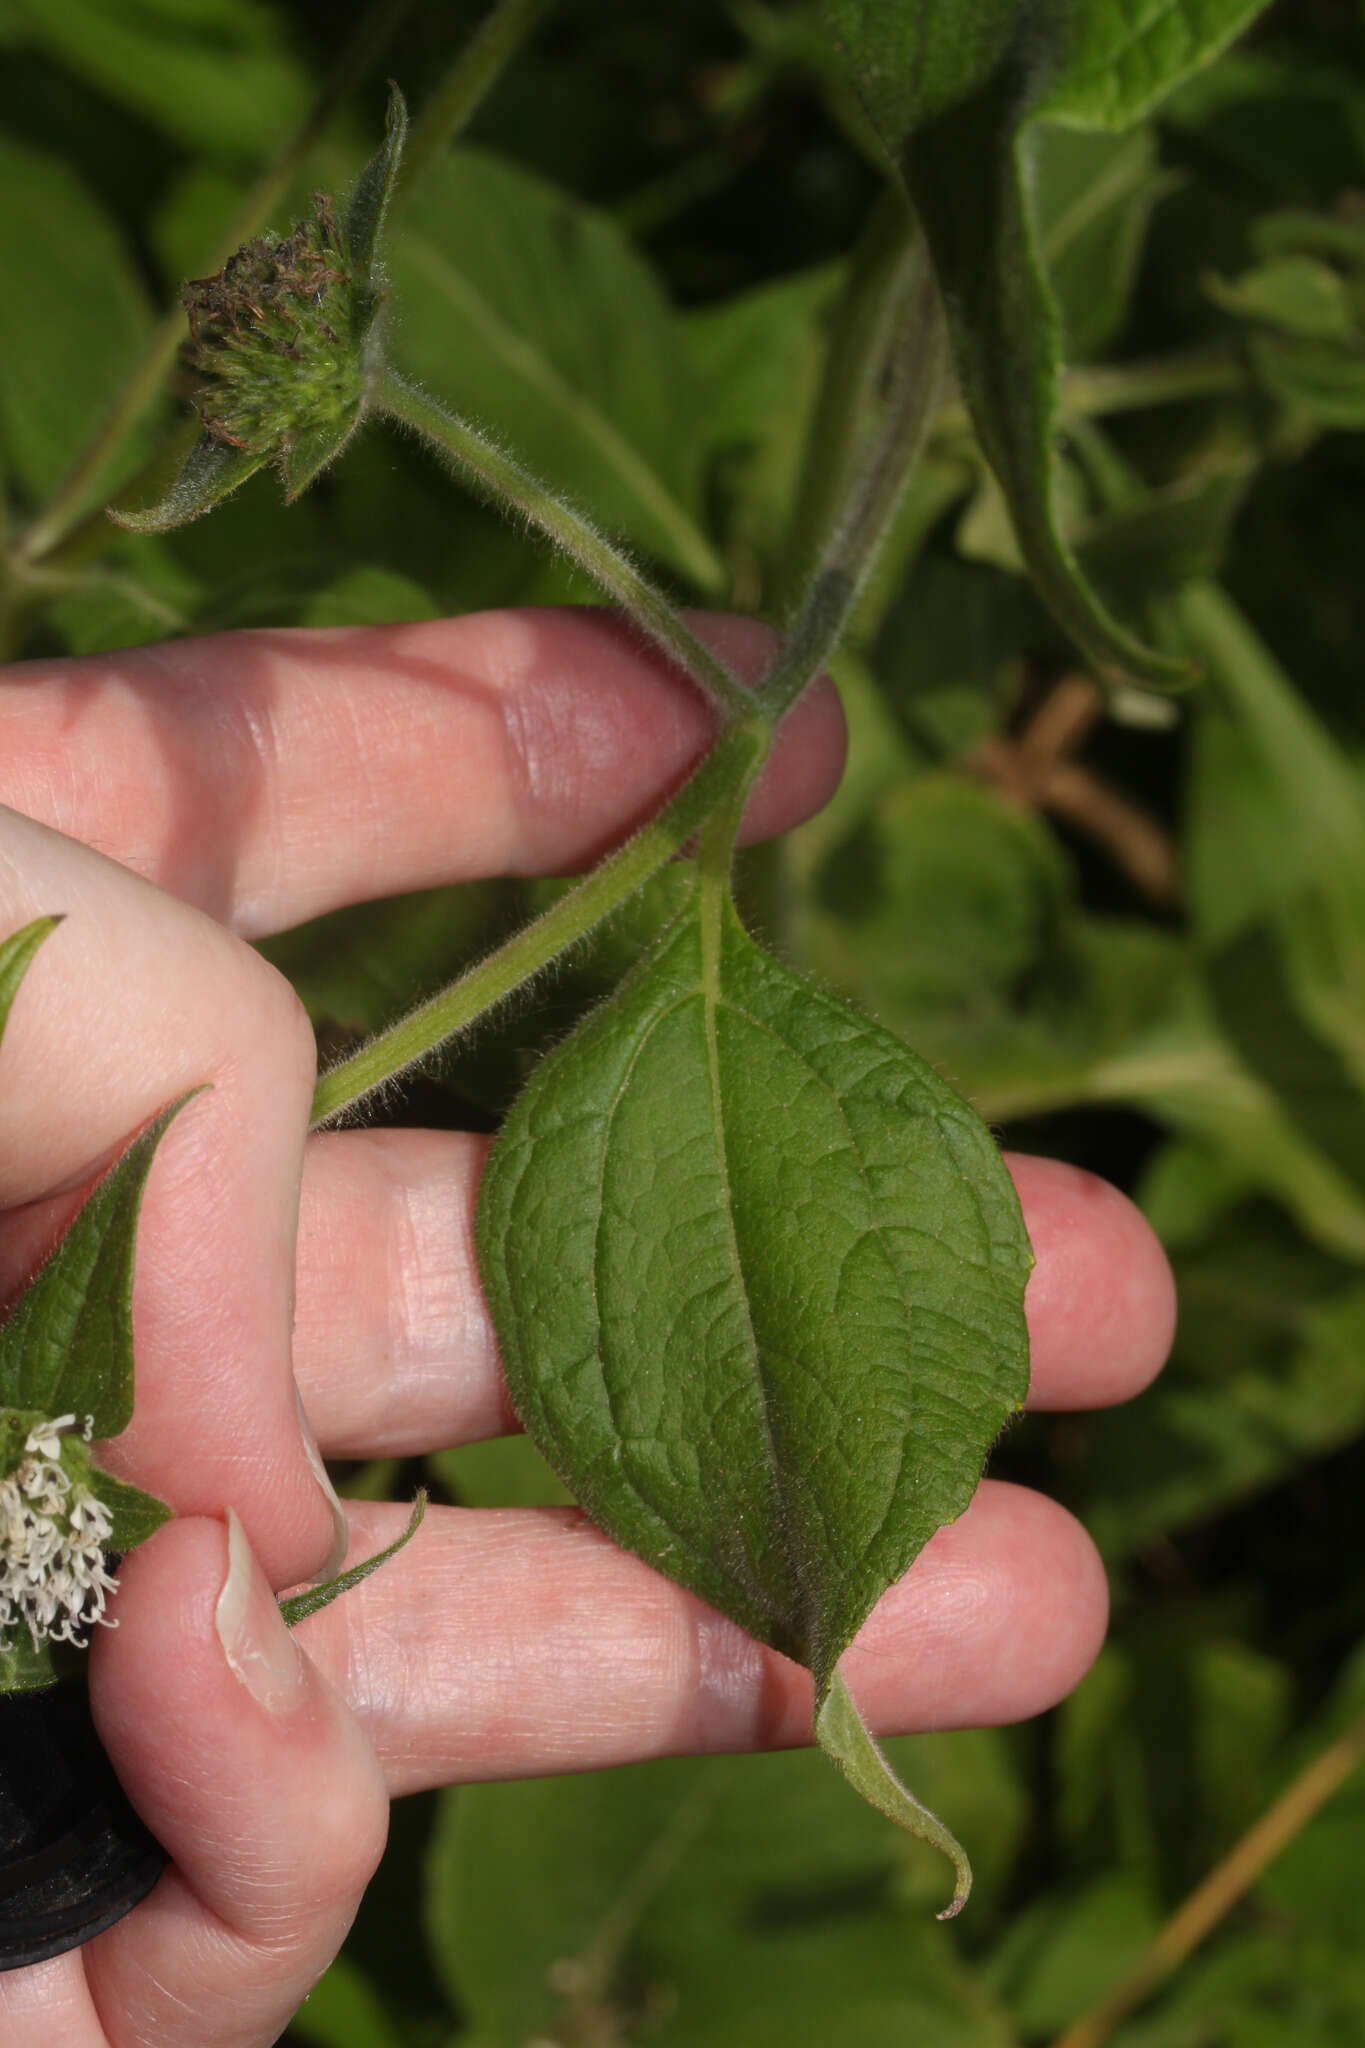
[477,891,1031,1708]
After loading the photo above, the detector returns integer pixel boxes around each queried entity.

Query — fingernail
[295,1382,349,1580]
[216,1508,308,1714]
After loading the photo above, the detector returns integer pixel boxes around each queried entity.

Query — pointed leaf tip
[0,915,63,1058]
[109,439,270,533]
[345,81,409,278]
[279,1489,427,1626]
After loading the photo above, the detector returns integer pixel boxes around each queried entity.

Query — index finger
[0,609,846,938]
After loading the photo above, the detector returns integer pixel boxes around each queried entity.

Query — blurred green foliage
[5,0,1365,2040]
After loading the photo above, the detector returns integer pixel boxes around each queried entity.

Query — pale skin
[0,609,1176,2044]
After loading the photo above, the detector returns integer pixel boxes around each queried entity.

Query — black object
[0,1683,165,1969]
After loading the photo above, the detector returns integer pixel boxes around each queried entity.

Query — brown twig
[968,673,1182,909]
[1050,1705,1365,2048]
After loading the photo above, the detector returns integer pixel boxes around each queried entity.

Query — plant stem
[1050,1704,1365,2048]
[374,368,754,722]
[393,0,556,209]
[760,244,948,724]
[777,181,919,613]
[310,715,770,1126]
[932,346,1251,449]
[1061,346,1252,420]
[16,0,414,570]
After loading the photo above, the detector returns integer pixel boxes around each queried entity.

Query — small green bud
[111,84,409,532]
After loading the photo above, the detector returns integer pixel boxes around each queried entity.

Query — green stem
[777,182,919,613]
[932,346,1251,450]
[374,367,753,722]
[393,0,556,208]
[310,715,770,1126]
[760,244,948,724]
[16,0,414,569]
[1060,346,1252,420]
[815,1667,972,1920]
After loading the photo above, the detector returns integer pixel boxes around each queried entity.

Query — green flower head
[112,84,408,531]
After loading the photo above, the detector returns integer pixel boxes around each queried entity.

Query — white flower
[0,1415,119,1652]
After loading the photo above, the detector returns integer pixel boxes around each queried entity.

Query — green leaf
[4,0,311,158]
[427,1742,1023,2047]
[279,1491,426,1627]
[286,1951,411,2048]
[85,1462,174,1553]
[109,435,272,533]
[1081,1230,1365,1558]
[0,130,153,501]
[1179,583,1365,1102]
[1248,333,1365,427]
[0,915,61,1055]
[477,884,1031,1904]
[344,81,408,281]
[818,0,1273,686]
[279,407,365,503]
[1034,123,1172,362]
[1207,255,1357,342]
[294,566,441,630]
[0,1092,199,1437]
[0,1631,67,1694]
[388,147,724,591]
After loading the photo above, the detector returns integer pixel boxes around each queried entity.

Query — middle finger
[292,1134,1176,1455]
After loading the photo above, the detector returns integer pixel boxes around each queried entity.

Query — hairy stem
[310,715,770,1125]
[16,0,414,569]
[375,368,753,722]
[394,0,557,209]
[1051,1704,1365,2048]
[761,243,948,723]
[777,181,919,613]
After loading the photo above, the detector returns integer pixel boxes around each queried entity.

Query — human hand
[0,610,1174,2043]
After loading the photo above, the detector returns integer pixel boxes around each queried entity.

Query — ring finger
[291,1131,1177,1456]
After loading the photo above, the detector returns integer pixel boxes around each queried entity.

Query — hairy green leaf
[110,436,271,533]
[477,885,1031,1907]
[818,0,1272,686]
[0,1093,199,1437]
[279,1491,426,1628]
[345,80,408,281]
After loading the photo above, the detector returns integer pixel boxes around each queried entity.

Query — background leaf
[818,0,1270,685]
[0,130,152,502]
[388,147,724,591]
